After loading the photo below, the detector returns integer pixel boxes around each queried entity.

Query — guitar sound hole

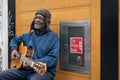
[25,55,31,58]
[13,65,16,68]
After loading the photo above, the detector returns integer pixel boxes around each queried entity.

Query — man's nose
[36,18,40,21]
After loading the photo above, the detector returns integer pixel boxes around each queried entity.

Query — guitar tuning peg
[40,65,42,68]
[36,63,39,66]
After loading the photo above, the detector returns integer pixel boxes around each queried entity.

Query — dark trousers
[0,68,54,80]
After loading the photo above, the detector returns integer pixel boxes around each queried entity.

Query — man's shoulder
[47,30,58,37]
[47,30,59,41]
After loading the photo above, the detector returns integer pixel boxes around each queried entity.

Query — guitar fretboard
[20,55,34,67]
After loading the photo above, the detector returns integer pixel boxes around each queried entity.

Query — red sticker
[70,37,83,54]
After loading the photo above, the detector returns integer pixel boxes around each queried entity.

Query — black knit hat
[30,9,51,32]
[35,9,51,20]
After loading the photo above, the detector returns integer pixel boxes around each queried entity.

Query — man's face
[34,14,45,30]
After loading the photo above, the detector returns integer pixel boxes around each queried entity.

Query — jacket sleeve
[10,33,27,49]
[35,33,60,68]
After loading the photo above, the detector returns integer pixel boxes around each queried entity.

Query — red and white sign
[70,37,83,54]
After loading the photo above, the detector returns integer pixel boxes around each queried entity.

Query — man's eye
[34,17,39,19]
[34,17,45,20]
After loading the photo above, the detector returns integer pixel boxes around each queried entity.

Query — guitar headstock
[33,62,47,75]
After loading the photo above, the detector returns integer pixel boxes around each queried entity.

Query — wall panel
[20,0,91,12]
[20,6,90,26]
[91,0,100,80]
[55,72,90,80]
[19,26,30,34]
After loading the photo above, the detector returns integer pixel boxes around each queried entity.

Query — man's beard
[34,24,45,32]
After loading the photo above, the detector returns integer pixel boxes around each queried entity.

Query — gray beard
[34,24,45,33]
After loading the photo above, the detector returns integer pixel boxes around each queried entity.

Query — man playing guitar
[0,9,60,80]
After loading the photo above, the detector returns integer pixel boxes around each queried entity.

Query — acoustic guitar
[10,42,47,75]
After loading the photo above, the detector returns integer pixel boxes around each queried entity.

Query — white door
[0,0,8,71]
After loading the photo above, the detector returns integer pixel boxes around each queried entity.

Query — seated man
[0,9,60,80]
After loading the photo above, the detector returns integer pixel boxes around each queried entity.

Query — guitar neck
[20,55,47,75]
[20,55,34,67]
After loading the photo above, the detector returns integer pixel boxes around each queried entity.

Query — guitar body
[10,42,47,75]
[10,42,33,69]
